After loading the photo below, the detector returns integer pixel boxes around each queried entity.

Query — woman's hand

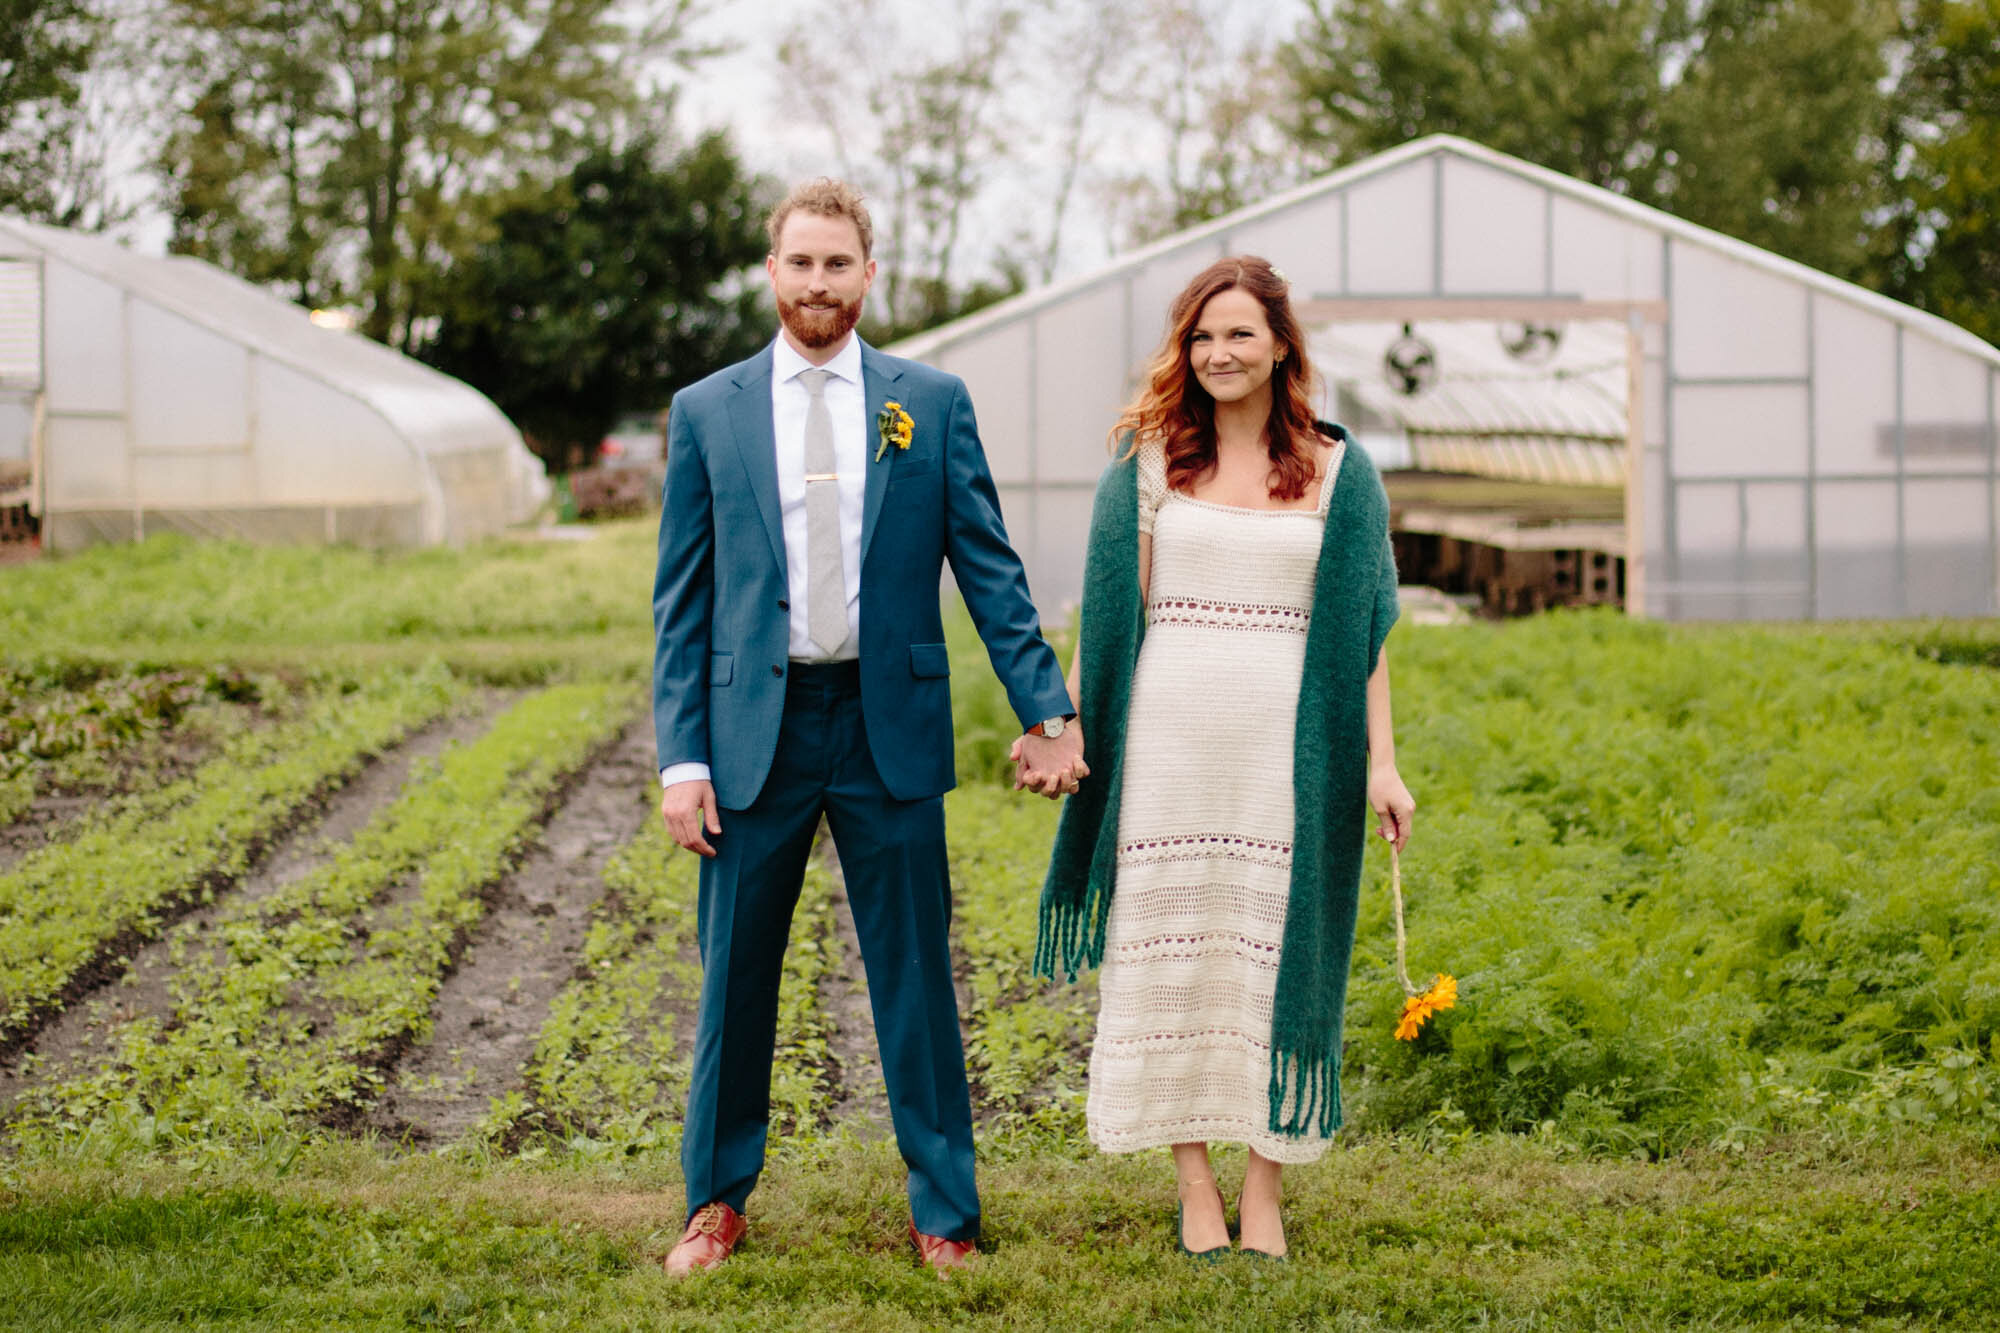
[1368,762,1414,854]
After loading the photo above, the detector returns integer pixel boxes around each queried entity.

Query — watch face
[1042,716,1066,739]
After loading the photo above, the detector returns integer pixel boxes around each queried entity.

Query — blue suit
[652,339,1070,1240]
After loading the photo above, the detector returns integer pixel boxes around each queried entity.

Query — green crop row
[0,667,462,1046]
[487,823,702,1157]
[15,682,634,1149]
[769,855,839,1136]
[1339,613,2000,1151]
[945,784,1091,1137]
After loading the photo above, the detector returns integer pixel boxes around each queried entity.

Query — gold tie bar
[804,472,839,483]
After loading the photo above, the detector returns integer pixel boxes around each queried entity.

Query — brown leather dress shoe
[908,1221,977,1277]
[661,1202,747,1277]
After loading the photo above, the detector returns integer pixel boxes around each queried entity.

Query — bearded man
[651,178,1086,1278]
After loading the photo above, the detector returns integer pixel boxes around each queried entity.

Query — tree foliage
[1877,0,2000,344]
[1282,0,1895,284]
[0,0,103,224]
[420,133,772,470]
[157,0,711,348]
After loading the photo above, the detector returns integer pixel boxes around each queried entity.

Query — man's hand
[1010,726,1088,800]
[662,779,722,857]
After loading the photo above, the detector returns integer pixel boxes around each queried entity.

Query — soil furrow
[819,832,892,1136]
[0,697,507,1119]
[366,717,656,1145]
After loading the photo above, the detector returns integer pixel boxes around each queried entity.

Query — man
[652,178,1085,1278]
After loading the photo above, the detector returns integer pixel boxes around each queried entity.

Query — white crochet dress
[1085,436,1342,1163]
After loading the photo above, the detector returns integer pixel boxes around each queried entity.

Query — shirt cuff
[659,762,712,789]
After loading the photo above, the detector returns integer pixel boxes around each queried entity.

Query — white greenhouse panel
[1903,478,1991,615]
[133,449,255,505]
[1744,481,1807,551]
[1811,297,1898,477]
[1226,191,1345,297]
[1814,481,1901,616]
[1675,481,1739,554]
[43,413,128,503]
[253,359,419,504]
[1440,156,1545,293]
[1126,239,1228,367]
[1670,382,1809,479]
[0,397,34,467]
[1549,196,1663,302]
[1345,165,1435,294]
[1900,332,1991,476]
[0,259,40,387]
[1036,284,1128,483]
[937,320,1032,487]
[44,262,124,414]
[129,303,249,450]
[1642,356,1666,446]
[1669,242,1807,380]
[1031,484,1095,612]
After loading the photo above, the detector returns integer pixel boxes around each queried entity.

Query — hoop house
[0,217,547,553]
[891,135,2000,621]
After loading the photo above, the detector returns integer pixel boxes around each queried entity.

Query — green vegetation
[0,528,657,678]
[0,668,460,1046]
[946,784,1090,1135]
[5,530,2000,1325]
[490,824,700,1156]
[14,683,630,1147]
[1341,612,2000,1150]
[4,1135,1996,1331]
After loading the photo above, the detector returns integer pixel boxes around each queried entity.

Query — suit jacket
[651,339,1072,808]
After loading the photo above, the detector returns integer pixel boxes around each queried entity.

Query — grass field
[2,522,1998,1330]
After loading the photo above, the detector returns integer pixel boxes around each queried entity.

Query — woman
[1029,256,1413,1261]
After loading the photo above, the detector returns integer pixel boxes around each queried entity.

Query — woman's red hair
[1114,256,1321,501]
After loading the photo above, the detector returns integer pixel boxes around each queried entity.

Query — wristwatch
[1028,714,1075,739]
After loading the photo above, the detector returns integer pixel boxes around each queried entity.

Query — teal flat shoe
[1239,1246,1289,1263]
[1177,1183,1230,1262]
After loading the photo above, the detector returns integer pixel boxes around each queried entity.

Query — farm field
[2,522,1998,1330]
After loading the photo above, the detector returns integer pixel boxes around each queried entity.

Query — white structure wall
[893,135,2000,621]
[0,217,547,551]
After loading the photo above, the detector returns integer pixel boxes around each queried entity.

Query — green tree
[1282,0,1894,282]
[1878,0,2000,345]
[0,0,102,223]
[420,133,772,471]
[157,0,714,349]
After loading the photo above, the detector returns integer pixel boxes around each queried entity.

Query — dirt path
[366,717,656,1145]
[0,699,507,1119]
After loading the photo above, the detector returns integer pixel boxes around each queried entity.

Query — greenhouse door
[0,256,42,554]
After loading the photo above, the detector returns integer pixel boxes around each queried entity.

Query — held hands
[1009,725,1088,800]
[661,779,722,857]
[1368,762,1415,854]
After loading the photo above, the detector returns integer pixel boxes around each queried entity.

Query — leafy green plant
[0,668,461,1048]
[17,683,632,1146]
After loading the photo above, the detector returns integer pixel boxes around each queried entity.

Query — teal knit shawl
[1033,431,1400,1138]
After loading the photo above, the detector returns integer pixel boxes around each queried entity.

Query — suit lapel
[725,347,787,581]
[860,342,905,567]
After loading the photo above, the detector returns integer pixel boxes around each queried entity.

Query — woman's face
[1188,286,1283,406]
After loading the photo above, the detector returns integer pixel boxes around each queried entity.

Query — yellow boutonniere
[875,402,914,462]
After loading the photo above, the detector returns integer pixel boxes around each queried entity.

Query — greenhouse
[0,217,547,555]
[893,135,2000,621]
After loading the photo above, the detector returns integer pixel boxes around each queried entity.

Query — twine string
[1390,843,1417,998]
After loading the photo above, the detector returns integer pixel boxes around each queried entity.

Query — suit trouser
[681,660,979,1240]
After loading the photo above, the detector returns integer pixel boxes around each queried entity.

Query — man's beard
[778,292,864,349]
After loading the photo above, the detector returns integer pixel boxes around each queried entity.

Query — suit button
[777,599,789,611]
[771,664,784,677]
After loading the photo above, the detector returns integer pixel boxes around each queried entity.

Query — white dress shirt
[662,333,869,789]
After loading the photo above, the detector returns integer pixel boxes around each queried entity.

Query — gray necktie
[798,368,848,658]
